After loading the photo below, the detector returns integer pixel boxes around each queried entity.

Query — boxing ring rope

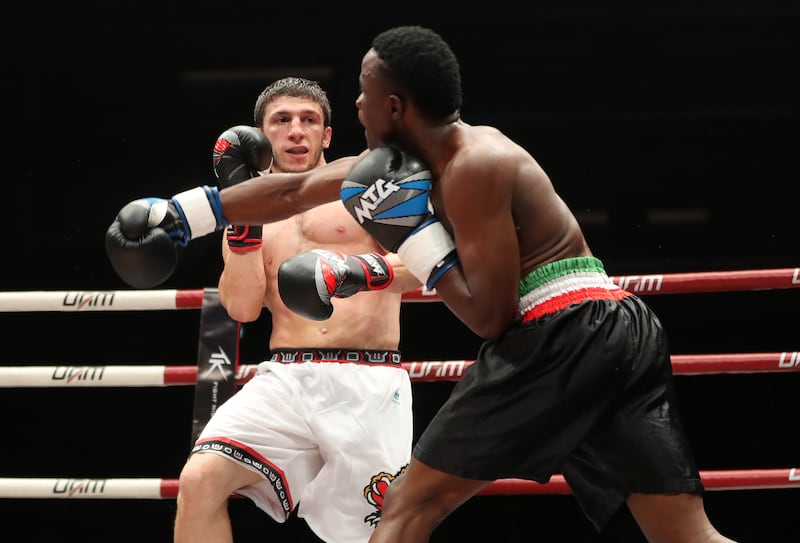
[2,352,800,389]
[1,266,799,312]
[2,469,799,499]
[2,265,799,500]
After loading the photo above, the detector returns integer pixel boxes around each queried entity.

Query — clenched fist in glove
[278,249,394,320]
[213,125,272,186]
[105,186,227,288]
[106,126,272,289]
[340,145,459,290]
[213,125,273,253]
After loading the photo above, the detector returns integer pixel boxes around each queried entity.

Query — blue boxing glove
[278,249,394,320]
[105,186,227,288]
[340,145,458,290]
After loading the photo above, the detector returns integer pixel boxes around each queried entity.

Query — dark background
[2,3,799,542]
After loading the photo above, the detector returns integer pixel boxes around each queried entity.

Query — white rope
[3,354,799,388]
[0,478,165,499]
[2,469,798,499]
[0,267,799,312]
[0,290,200,312]
[0,365,174,387]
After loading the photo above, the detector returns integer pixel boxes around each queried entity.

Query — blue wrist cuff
[203,185,228,228]
[425,250,459,290]
[166,198,191,247]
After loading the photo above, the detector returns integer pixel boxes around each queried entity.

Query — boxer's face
[357,49,395,150]
[260,96,331,173]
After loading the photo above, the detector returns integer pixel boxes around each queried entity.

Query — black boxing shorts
[412,256,704,530]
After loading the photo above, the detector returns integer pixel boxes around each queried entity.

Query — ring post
[190,288,239,445]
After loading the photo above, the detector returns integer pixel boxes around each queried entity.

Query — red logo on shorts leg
[362,464,408,526]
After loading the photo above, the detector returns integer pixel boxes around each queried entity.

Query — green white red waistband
[519,256,630,323]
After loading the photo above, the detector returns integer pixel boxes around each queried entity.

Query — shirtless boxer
[169,77,418,543]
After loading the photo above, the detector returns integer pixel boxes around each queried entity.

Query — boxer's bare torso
[262,201,403,350]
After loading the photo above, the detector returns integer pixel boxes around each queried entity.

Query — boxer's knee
[177,453,245,513]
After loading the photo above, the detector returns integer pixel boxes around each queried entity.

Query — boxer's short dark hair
[254,77,332,128]
[372,26,462,122]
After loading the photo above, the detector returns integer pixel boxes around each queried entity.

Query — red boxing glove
[212,125,272,253]
[213,125,272,187]
[277,250,394,320]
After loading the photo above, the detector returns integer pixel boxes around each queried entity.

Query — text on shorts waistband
[518,256,630,323]
[268,349,402,365]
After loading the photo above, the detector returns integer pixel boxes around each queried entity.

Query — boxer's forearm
[219,154,363,224]
[105,153,364,289]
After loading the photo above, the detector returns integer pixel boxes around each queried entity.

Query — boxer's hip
[266,348,402,366]
[518,256,630,322]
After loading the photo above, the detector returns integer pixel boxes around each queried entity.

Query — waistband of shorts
[518,256,630,322]
[267,349,402,365]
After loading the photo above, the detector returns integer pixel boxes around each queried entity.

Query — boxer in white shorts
[194,349,413,541]
[173,78,420,543]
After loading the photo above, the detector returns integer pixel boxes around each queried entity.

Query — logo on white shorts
[362,464,408,527]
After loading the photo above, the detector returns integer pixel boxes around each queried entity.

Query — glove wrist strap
[397,219,458,290]
[352,253,394,290]
[227,224,263,253]
[172,186,227,241]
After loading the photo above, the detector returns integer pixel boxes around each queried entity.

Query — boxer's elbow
[455,305,515,340]
[219,284,265,323]
[470,315,512,340]
[222,299,263,323]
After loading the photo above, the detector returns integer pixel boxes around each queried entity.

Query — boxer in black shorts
[413,256,703,530]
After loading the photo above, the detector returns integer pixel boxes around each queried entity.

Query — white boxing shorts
[192,349,413,543]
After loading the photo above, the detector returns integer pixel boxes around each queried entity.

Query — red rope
[0,267,796,312]
[155,468,800,498]
[165,352,800,385]
[402,267,800,302]
[171,352,800,385]
[2,352,796,388]
[477,468,800,495]
[1,469,794,499]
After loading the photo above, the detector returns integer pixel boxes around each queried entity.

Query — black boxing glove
[340,145,458,290]
[278,249,394,320]
[106,186,227,288]
[213,125,273,253]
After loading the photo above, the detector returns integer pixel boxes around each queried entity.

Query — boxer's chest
[293,203,364,245]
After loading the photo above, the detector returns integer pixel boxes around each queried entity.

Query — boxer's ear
[389,94,403,118]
